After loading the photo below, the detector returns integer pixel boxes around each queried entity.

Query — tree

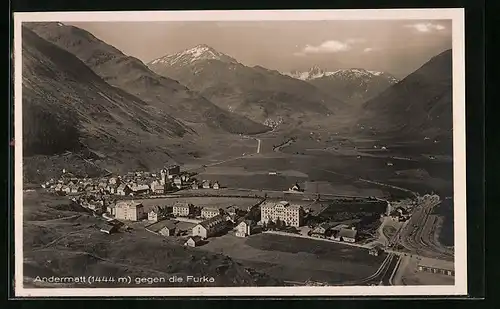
[267,220,276,230]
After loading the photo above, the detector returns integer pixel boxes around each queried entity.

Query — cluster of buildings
[146,211,258,248]
[43,165,185,197]
[72,192,113,214]
[143,200,268,247]
[190,180,220,190]
[310,223,358,243]
[170,202,240,221]
[388,207,411,222]
[43,165,224,202]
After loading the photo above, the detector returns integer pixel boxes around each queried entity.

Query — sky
[70,20,452,78]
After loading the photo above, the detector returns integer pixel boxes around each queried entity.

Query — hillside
[148,44,345,125]
[284,67,398,106]
[25,22,269,135]
[23,27,202,172]
[23,190,282,287]
[359,49,453,144]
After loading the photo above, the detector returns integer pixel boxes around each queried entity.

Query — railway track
[397,200,454,260]
[346,253,397,286]
[417,210,454,260]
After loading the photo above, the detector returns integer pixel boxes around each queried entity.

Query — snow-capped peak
[308,65,325,78]
[149,44,238,67]
[283,66,398,83]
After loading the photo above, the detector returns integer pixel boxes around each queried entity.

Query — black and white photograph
[14,9,466,297]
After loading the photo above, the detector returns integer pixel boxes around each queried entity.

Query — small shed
[339,228,358,243]
[99,224,119,234]
[184,236,204,247]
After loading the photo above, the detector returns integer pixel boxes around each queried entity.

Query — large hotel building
[260,201,304,227]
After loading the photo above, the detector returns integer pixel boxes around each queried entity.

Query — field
[184,130,452,199]
[318,200,387,219]
[275,136,453,196]
[203,154,391,196]
[199,233,385,284]
[22,190,279,288]
[135,197,261,213]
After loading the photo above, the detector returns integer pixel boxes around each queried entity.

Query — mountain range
[147,44,345,124]
[284,66,399,106]
[25,22,270,136]
[22,21,453,177]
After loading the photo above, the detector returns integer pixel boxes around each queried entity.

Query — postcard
[13,8,466,297]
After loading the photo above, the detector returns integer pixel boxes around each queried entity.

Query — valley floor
[21,128,455,288]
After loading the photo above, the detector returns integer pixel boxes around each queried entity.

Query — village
[34,163,456,286]
[38,163,386,250]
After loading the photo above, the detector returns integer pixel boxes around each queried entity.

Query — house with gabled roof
[226,205,239,216]
[99,223,119,234]
[148,210,158,222]
[311,222,336,237]
[212,181,220,190]
[202,180,211,189]
[150,180,164,194]
[146,219,178,236]
[192,215,226,239]
[116,184,132,196]
[191,181,199,190]
[338,227,358,243]
[289,182,302,192]
[235,220,257,237]
[172,202,194,217]
[201,207,220,219]
[184,236,204,247]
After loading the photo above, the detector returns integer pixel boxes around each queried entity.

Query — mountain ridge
[22,26,194,175]
[282,66,398,106]
[283,66,398,82]
[147,44,345,124]
[25,22,270,136]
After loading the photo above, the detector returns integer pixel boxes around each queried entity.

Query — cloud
[346,38,366,44]
[363,47,381,53]
[294,38,365,56]
[405,23,446,33]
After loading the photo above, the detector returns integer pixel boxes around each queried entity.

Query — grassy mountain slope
[359,49,453,144]
[22,26,200,176]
